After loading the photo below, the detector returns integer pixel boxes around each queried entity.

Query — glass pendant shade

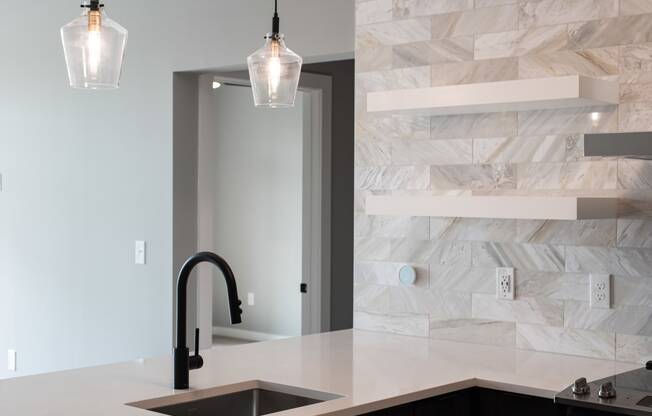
[61,6,128,89]
[247,34,303,108]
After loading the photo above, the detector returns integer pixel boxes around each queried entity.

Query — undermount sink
[127,380,342,416]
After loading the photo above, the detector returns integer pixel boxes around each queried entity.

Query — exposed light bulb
[267,57,281,94]
[86,32,102,74]
[212,81,222,89]
[267,40,282,98]
[85,10,102,80]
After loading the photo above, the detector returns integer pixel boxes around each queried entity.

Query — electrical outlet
[247,292,255,306]
[135,241,146,265]
[590,273,611,309]
[496,268,515,300]
[8,349,16,372]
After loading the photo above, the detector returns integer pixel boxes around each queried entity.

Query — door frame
[298,73,332,335]
[198,72,332,338]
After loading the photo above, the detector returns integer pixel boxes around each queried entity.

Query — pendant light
[247,0,303,108]
[61,0,128,89]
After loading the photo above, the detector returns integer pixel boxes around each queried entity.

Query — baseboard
[212,326,290,342]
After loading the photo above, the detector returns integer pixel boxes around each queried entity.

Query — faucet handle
[188,328,204,370]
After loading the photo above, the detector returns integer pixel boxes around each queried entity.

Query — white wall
[0,0,353,378]
[198,80,304,337]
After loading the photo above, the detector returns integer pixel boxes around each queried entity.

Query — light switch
[247,292,255,306]
[135,241,146,265]
[8,349,16,371]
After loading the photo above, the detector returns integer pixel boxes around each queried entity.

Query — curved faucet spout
[176,252,243,348]
[174,251,243,389]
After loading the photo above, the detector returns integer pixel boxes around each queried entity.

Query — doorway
[193,72,332,346]
[172,60,353,351]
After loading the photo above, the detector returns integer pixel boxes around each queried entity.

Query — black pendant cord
[272,0,280,35]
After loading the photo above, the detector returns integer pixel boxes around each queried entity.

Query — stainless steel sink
[128,381,342,416]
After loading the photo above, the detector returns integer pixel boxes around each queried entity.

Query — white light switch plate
[135,241,146,265]
[590,273,611,309]
[247,292,255,306]
[496,267,515,300]
[8,350,16,371]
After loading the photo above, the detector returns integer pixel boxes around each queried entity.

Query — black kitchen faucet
[174,252,242,390]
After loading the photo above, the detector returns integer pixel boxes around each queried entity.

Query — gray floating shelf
[585,132,652,159]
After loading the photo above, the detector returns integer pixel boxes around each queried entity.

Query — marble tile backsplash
[354,0,652,363]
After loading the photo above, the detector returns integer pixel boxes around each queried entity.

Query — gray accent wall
[303,60,355,331]
[0,0,353,379]
[354,0,652,363]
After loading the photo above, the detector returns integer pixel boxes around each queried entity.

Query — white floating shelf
[367,75,618,116]
[366,195,618,220]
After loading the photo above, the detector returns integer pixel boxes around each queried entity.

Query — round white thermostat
[398,265,417,286]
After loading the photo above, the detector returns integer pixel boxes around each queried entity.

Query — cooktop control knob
[646,360,652,370]
[572,377,590,395]
[598,382,616,399]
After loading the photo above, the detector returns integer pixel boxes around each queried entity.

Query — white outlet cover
[590,273,611,309]
[496,267,515,300]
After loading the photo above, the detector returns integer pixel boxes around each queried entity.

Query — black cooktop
[556,363,652,416]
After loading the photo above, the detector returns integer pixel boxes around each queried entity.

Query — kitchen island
[0,330,639,415]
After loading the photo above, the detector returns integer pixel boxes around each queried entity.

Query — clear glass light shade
[61,8,128,89]
[247,34,303,108]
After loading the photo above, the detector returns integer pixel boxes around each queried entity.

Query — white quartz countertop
[0,329,640,416]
